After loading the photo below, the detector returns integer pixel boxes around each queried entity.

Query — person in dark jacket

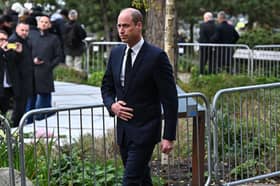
[0,29,23,126]
[50,9,69,64]
[64,9,86,71]
[0,14,14,36]
[8,21,34,126]
[198,12,216,74]
[101,8,178,185]
[26,15,62,119]
[211,11,240,73]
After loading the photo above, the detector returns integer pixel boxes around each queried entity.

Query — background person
[8,21,34,126]
[63,9,87,71]
[0,29,23,127]
[198,12,216,74]
[26,15,62,120]
[50,9,69,64]
[101,8,178,186]
[211,11,240,73]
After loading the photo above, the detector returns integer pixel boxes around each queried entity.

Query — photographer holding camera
[0,29,23,127]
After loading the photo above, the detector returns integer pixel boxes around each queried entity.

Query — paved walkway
[21,81,112,139]
[52,81,103,107]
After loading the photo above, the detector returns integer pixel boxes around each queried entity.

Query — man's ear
[136,21,142,29]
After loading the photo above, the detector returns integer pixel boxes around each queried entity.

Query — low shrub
[87,71,105,87]
[178,66,280,100]
[53,64,88,84]
[238,27,280,47]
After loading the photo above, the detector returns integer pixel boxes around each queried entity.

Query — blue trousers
[25,93,52,123]
[119,142,155,186]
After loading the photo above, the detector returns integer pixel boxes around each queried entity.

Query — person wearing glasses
[0,29,23,126]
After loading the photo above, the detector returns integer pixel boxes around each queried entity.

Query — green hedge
[238,27,280,47]
[54,64,104,87]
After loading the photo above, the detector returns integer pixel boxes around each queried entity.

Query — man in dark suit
[198,12,216,74]
[0,29,23,126]
[211,11,239,73]
[101,8,178,186]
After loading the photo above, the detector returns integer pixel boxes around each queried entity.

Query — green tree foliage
[236,0,280,28]
[238,28,280,47]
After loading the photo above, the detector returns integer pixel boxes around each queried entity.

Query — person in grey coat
[26,15,62,120]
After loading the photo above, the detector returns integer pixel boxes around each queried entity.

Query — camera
[7,43,17,49]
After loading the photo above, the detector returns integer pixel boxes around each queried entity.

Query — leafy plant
[53,64,88,84]
[238,28,280,47]
[230,159,270,179]
[87,71,105,87]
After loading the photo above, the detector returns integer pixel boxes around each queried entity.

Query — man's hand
[161,139,173,154]
[14,42,22,53]
[33,57,44,65]
[1,41,9,51]
[111,100,133,121]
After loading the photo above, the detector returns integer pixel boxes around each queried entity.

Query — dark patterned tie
[124,48,132,88]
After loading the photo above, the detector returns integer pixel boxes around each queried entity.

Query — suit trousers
[119,141,155,186]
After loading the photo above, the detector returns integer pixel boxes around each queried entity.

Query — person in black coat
[26,15,62,119]
[0,29,23,126]
[198,12,216,74]
[101,8,178,185]
[63,9,87,71]
[211,11,240,73]
[8,21,34,126]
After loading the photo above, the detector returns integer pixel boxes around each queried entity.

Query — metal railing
[252,45,280,78]
[177,43,252,76]
[4,82,280,185]
[15,93,211,186]
[82,42,280,79]
[84,41,122,74]
[0,114,15,186]
[212,82,280,185]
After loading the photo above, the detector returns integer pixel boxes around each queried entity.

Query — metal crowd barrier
[84,41,122,74]
[82,41,280,80]
[177,43,252,76]
[6,81,280,185]
[252,45,280,78]
[16,93,211,186]
[212,82,280,185]
[0,114,15,186]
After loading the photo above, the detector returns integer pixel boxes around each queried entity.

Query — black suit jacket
[211,21,239,44]
[198,20,216,43]
[101,41,178,146]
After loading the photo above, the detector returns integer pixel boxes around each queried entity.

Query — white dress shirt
[120,37,144,87]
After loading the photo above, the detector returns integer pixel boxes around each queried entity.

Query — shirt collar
[126,37,144,54]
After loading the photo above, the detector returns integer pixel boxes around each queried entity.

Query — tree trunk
[145,0,177,165]
[144,0,166,48]
[100,0,111,41]
[164,0,176,71]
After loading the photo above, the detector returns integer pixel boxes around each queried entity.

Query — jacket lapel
[123,42,147,94]
[116,45,126,91]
